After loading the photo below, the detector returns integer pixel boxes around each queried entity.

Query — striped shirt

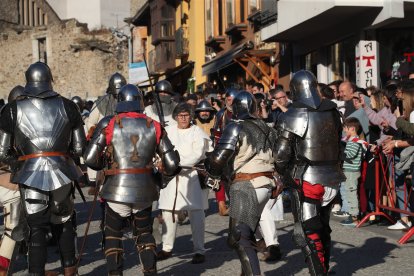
[343,137,366,172]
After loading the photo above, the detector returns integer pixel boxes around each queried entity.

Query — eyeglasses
[177,114,190,119]
[275,96,286,100]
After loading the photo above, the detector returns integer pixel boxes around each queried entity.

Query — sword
[76,170,105,268]
[142,54,166,127]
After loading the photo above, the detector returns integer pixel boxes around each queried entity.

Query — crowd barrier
[356,153,414,244]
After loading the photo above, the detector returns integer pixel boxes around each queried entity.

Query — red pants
[301,181,327,273]
[215,180,226,202]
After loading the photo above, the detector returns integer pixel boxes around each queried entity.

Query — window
[205,0,214,39]
[249,0,258,13]
[37,37,47,63]
[226,0,235,27]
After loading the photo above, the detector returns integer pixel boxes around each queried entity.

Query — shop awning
[202,42,253,76]
[262,5,382,54]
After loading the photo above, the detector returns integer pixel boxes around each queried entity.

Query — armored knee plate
[20,186,49,215]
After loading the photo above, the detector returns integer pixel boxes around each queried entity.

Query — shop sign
[355,40,379,88]
[129,62,150,86]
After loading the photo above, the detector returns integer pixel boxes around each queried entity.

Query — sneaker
[340,216,359,227]
[333,211,350,217]
[331,204,341,213]
[387,220,412,230]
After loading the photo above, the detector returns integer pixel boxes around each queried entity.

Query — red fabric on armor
[215,180,226,202]
[0,256,10,269]
[105,112,162,145]
[307,233,326,273]
[301,181,325,201]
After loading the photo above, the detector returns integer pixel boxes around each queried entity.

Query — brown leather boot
[63,266,78,276]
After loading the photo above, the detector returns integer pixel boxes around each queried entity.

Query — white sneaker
[387,220,412,230]
[331,204,341,213]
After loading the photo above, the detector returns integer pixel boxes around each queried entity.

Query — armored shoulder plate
[83,115,112,170]
[95,116,112,135]
[216,121,242,151]
[278,107,309,137]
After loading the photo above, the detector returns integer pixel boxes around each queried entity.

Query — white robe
[158,124,213,211]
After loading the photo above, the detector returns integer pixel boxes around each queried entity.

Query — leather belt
[18,151,68,161]
[104,168,153,176]
[233,171,274,182]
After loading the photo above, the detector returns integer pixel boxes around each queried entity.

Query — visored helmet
[290,70,321,109]
[24,62,53,95]
[8,85,25,102]
[116,84,144,113]
[155,80,173,94]
[195,100,215,112]
[232,91,257,120]
[107,72,127,95]
[71,96,84,111]
[225,87,239,98]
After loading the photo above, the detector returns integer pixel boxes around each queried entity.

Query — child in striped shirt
[340,117,368,226]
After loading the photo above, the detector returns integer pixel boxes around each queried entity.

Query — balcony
[175,26,189,58]
[205,35,226,51]
[225,23,248,36]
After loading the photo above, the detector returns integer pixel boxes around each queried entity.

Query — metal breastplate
[296,110,340,163]
[101,117,158,205]
[15,97,72,154]
[292,109,345,187]
[11,96,83,191]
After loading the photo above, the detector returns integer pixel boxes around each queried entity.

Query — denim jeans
[341,171,361,216]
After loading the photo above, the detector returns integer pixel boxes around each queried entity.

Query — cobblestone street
[6,188,414,275]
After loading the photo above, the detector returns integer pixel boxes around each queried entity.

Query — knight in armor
[84,84,180,276]
[0,62,86,276]
[194,100,216,136]
[85,73,126,194]
[210,88,238,216]
[71,96,89,120]
[205,91,280,276]
[144,80,178,126]
[274,70,345,275]
[0,85,25,276]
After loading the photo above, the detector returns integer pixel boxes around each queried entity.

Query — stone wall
[0,19,128,100]
[0,0,19,25]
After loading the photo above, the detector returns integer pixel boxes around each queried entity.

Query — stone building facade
[0,0,128,101]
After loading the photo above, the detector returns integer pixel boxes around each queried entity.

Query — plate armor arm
[205,122,241,179]
[0,103,17,166]
[84,116,111,170]
[274,129,295,175]
[0,129,13,163]
[157,130,180,177]
[72,126,86,157]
